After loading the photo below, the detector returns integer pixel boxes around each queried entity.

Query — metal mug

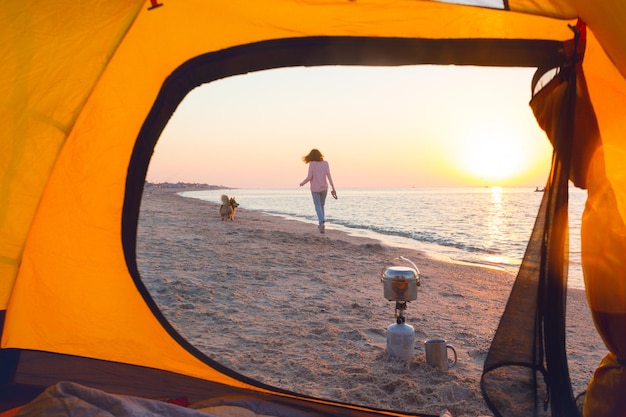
[424,338,457,371]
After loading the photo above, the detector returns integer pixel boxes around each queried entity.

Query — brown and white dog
[219,194,239,221]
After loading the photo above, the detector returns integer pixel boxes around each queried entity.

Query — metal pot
[381,257,420,301]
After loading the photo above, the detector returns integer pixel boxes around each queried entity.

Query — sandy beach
[137,188,606,417]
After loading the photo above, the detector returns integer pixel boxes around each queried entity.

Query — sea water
[183,186,586,290]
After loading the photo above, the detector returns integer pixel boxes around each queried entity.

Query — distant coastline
[144,181,233,190]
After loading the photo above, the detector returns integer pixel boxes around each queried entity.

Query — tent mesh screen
[481,38,582,417]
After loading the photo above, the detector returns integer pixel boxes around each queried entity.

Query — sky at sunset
[147,65,554,189]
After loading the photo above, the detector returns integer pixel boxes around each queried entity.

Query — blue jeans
[311,189,328,225]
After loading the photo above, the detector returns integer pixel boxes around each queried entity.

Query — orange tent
[2,1,626,416]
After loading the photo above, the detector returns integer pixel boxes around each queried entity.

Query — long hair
[303,149,323,163]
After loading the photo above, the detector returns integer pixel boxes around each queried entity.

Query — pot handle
[397,256,420,286]
[397,256,420,275]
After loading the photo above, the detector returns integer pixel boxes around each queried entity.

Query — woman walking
[299,149,337,234]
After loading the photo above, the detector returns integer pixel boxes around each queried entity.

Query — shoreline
[178,187,586,290]
[137,187,606,417]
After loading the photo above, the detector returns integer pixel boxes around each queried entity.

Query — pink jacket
[301,160,334,192]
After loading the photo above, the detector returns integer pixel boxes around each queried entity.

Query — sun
[455,126,529,185]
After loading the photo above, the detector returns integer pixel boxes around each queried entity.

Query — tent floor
[0,350,434,416]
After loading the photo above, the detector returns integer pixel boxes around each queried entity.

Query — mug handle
[447,345,458,368]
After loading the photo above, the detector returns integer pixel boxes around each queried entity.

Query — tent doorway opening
[135,65,601,415]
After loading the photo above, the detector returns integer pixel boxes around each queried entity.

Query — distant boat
[535,187,545,192]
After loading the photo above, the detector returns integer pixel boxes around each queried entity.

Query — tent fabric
[2,1,626,416]
[583,353,626,416]
[579,112,626,416]
[13,381,224,417]
[14,380,376,417]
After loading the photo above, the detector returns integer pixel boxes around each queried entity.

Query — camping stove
[381,256,420,359]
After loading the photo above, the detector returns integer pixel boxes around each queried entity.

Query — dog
[219,194,239,221]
